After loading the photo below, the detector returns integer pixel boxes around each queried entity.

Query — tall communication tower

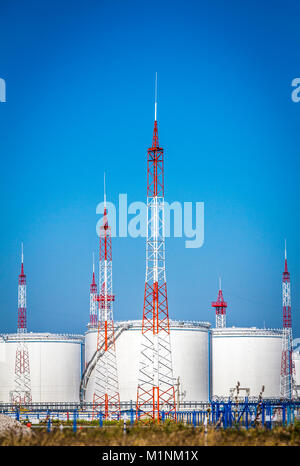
[92,179,120,419]
[280,240,295,399]
[89,253,98,327]
[212,278,227,328]
[11,244,32,405]
[136,75,177,422]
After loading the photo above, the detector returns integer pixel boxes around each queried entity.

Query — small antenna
[104,172,106,208]
[92,252,95,274]
[155,72,157,122]
[285,238,287,260]
[21,242,24,264]
[219,277,222,291]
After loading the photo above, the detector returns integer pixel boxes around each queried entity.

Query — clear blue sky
[0,0,299,336]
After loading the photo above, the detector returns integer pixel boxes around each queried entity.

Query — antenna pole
[154,72,157,122]
[104,172,106,208]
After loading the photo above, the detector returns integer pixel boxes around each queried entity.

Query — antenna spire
[104,172,106,208]
[20,242,24,276]
[154,72,157,122]
[93,252,95,275]
[284,239,289,274]
[219,277,222,291]
[285,239,287,261]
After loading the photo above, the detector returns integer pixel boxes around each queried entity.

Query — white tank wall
[85,321,211,402]
[212,328,282,398]
[0,333,83,403]
[293,351,300,392]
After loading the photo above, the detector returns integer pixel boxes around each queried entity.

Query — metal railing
[1,401,300,432]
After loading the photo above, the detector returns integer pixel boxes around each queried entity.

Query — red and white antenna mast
[92,176,120,419]
[212,277,227,328]
[89,253,98,327]
[11,243,32,404]
[280,240,295,398]
[136,74,177,422]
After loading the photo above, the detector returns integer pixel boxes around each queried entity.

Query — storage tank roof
[0,332,84,342]
[118,319,211,329]
[212,327,283,337]
[86,319,211,335]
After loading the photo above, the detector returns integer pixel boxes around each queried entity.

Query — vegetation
[1,422,300,446]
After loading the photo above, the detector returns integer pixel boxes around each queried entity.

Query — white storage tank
[84,320,211,403]
[293,350,300,396]
[212,327,282,399]
[0,333,84,403]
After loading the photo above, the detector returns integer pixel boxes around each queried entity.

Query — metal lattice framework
[136,78,176,422]
[11,244,32,405]
[89,254,98,327]
[212,278,227,328]
[92,194,120,420]
[280,242,295,399]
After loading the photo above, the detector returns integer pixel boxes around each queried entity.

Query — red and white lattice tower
[280,240,295,399]
[136,75,176,422]
[212,278,227,328]
[92,182,120,419]
[11,243,32,405]
[89,253,98,327]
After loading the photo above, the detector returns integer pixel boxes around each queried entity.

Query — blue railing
[1,401,299,431]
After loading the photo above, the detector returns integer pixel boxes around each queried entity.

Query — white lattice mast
[11,243,32,405]
[280,240,295,399]
[89,253,98,327]
[136,74,177,422]
[212,277,228,328]
[92,177,120,419]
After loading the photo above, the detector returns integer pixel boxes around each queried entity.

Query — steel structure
[212,278,227,328]
[11,244,32,405]
[1,401,300,431]
[92,185,120,419]
[136,75,176,422]
[280,241,295,399]
[89,253,98,327]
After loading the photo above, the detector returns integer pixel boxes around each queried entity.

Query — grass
[1,422,300,446]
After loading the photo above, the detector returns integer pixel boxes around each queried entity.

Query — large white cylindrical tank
[85,320,211,402]
[0,333,84,403]
[212,327,282,398]
[293,350,300,395]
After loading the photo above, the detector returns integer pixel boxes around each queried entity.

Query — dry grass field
[1,422,300,446]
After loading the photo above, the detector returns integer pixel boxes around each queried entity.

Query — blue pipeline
[2,401,300,430]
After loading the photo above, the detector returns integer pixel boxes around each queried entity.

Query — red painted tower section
[212,279,227,328]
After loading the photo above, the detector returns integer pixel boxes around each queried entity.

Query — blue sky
[0,0,299,336]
